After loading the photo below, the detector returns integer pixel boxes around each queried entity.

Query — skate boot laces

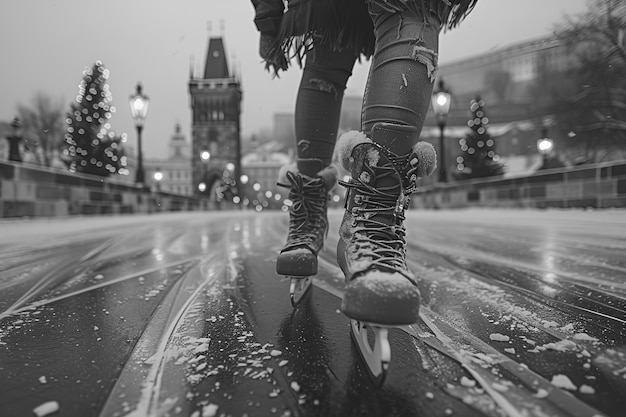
[339,145,420,277]
[281,171,329,252]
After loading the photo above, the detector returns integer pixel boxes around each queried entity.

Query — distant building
[418,36,577,179]
[145,124,193,195]
[0,121,11,161]
[189,36,242,198]
[241,150,291,209]
[241,151,290,196]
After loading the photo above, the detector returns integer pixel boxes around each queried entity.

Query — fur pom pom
[277,162,338,190]
[335,130,372,171]
[412,141,437,177]
[277,162,297,186]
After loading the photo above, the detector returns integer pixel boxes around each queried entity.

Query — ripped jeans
[362,0,442,135]
[294,1,441,171]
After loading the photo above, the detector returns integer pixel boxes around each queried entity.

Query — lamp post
[537,130,554,170]
[431,79,452,183]
[153,167,163,192]
[198,150,211,195]
[5,117,23,163]
[129,83,149,184]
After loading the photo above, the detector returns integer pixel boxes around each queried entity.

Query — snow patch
[536,339,577,352]
[460,376,476,387]
[542,320,559,328]
[551,374,577,391]
[33,401,60,417]
[489,333,510,342]
[579,384,595,394]
[201,403,219,417]
[572,333,598,342]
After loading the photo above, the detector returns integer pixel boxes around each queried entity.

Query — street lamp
[431,79,452,183]
[153,167,163,192]
[129,83,149,184]
[537,130,554,169]
[5,117,23,163]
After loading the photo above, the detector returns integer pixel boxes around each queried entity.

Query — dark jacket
[250,0,284,35]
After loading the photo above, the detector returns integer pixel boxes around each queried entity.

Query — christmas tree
[455,96,504,180]
[63,61,127,177]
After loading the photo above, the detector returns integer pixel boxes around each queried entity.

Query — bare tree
[17,92,66,167]
[551,0,626,163]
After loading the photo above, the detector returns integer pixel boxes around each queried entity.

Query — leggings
[295,45,357,176]
[295,3,441,174]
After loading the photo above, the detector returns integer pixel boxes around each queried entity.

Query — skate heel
[351,319,391,386]
[288,276,312,307]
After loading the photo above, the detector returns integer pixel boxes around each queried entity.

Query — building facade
[241,150,291,210]
[145,124,193,195]
[189,37,242,198]
[417,35,578,180]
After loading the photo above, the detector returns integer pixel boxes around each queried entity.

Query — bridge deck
[1,209,624,417]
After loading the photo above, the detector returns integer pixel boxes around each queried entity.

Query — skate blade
[350,319,391,387]
[289,276,312,307]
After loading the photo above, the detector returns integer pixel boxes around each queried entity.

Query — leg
[295,46,358,175]
[276,45,357,281]
[338,3,440,324]
[362,2,441,135]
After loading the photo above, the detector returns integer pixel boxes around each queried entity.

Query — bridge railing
[412,160,626,209]
[0,161,212,218]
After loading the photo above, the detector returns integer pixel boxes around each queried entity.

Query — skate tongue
[297,158,337,191]
[366,123,417,194]
[297,158,324,178]
[370,123,417,157]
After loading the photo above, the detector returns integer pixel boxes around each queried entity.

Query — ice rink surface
[1,208,625,417]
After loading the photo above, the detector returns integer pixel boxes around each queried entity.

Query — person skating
[251,0,374,303]
[250,0,476,382]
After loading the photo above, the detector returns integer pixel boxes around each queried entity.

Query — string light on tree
[63,60,126,176]
[455,96,504,180]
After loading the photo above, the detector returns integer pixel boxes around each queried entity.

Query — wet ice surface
[0,208,625,417]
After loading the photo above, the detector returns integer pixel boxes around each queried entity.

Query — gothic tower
[189,37,242,198]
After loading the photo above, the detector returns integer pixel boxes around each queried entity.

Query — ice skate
[335,123,437,383]
[276,160,337,307]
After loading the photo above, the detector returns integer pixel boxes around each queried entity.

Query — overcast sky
[0,0,589,159]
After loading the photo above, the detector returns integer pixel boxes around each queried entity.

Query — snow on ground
[2,208,625,244]
[0,211,245,245]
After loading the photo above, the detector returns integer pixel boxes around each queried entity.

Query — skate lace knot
[281,171,329,251]
[339,145,421,274]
